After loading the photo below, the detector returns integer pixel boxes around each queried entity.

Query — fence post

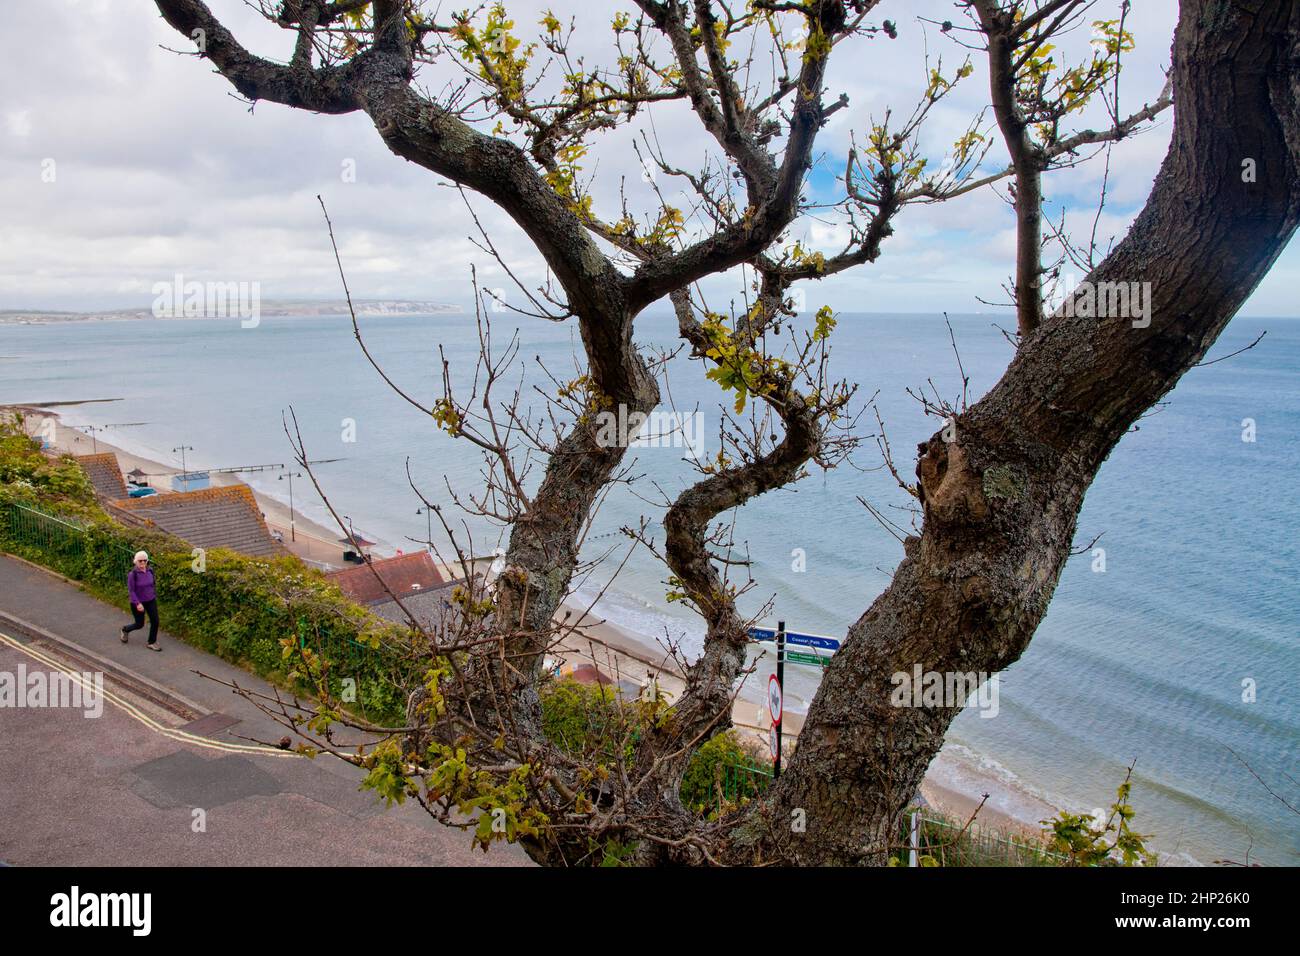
[909,810,920,867]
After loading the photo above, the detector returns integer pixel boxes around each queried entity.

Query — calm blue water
[2,311,1295,865]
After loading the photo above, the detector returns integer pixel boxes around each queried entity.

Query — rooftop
[74,452,129,501]
[105,483,286,558]
[325,550,445,606]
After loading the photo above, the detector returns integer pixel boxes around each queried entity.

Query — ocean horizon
[3,309,1295,866]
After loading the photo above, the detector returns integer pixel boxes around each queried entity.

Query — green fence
[6,500,87,556]
[722,759,774,802]
[3,501,135,588]
[296,614,379,670]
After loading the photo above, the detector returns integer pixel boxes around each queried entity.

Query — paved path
[0,553,528,867]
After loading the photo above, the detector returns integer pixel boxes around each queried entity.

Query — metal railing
[297,615,378,669]
[906,812,1069,867]
[3,501,135,587]
[6,500,86,550]
[721,759,774,802]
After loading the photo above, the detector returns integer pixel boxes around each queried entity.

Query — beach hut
[339,532,378,563]
[171,470,210,493]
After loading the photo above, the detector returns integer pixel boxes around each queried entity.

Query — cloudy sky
[1,0,1295,317]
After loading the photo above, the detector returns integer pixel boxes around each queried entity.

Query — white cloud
[6,110,32,138]
[0,0,1294,317]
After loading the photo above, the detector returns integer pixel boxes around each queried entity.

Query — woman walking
[120,550,161,651]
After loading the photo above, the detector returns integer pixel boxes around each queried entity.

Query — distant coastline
[0,300,462,324]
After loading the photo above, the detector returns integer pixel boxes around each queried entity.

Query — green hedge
[539,677,628,759]
[1,500,411,724]
[678,731,770,813]
[0,412,100,518]
[539,677,770,815]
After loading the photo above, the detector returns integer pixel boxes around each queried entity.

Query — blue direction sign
[747,627,841,652]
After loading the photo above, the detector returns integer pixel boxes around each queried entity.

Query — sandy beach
[9,402,1060,838]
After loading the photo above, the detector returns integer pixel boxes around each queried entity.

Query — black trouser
[123,598,159,644]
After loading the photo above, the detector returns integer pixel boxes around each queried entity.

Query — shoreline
[11,401,1062,839]
[7,403,352,571]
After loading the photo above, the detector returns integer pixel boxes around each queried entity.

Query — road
[0,553,528,867]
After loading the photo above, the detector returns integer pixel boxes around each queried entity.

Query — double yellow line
[0,630,299,759]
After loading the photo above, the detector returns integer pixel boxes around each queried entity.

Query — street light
[71,422,149,455]
[278,471,304,542]
[172,444,194,477]
[416,506,433,552]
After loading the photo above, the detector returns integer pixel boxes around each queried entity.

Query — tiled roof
[326,551,445,605]
[369,579,465,631]
[75,452,129,501]
[107,483,286,558]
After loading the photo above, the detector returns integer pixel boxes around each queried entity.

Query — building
[74,452,130,502]
[171,471,210,493]
[325,551,489,633]
[367,578,471,632]
[326,550,445,605]
[105,483,286,558]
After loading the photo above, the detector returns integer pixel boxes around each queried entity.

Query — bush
[539,678,771,816]
[539,677,628,759]
[679,731,770,814]
[0,412,97,515]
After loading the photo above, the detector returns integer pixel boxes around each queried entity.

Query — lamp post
[416,506,433,552]
[75,421,148,455]
[278,471,303,542]
[172,444,194,484]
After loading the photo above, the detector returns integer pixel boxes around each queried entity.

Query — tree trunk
[494,336,660,670]
[722,0,1300,866]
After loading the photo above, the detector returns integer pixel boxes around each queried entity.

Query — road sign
[769,724,779,762]
[747,626,840,652]
[768,674,783,724]
[785,650,830,667]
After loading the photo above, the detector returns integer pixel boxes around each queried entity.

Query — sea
[2,309,1295,866]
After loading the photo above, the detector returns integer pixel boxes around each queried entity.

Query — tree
[153,0,1300,865]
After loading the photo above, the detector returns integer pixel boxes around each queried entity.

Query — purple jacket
[127,567,156,605]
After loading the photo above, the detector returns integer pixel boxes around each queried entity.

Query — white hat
[133,550,149,563]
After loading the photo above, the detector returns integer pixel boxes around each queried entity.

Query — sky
[1,0,1296,318]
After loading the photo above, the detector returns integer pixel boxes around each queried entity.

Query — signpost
[774,622,785,778]
[746,621,842,778]
[785,650,831,667]
[747,626,841,654]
